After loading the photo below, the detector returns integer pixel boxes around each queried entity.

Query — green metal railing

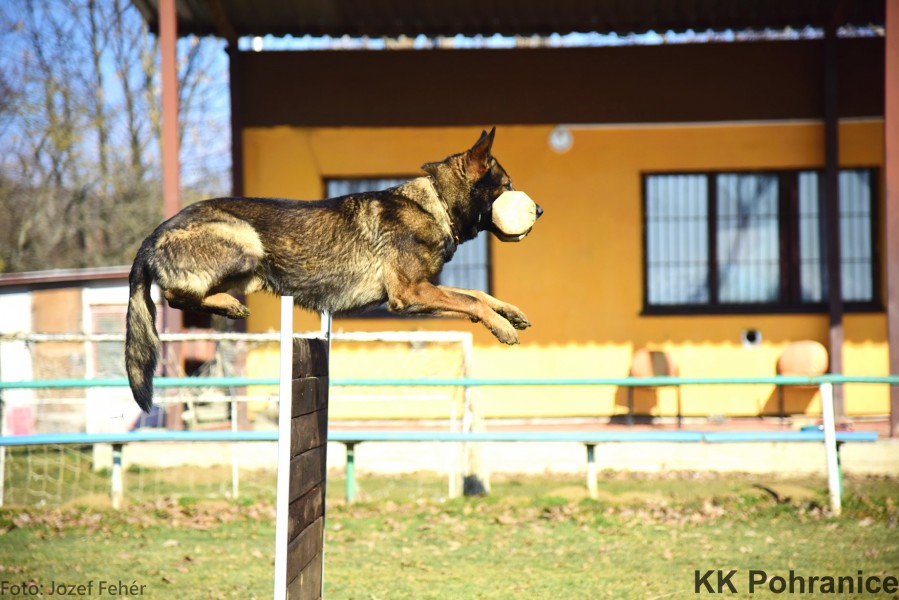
[1,374,898,390]
[0,374,892,515]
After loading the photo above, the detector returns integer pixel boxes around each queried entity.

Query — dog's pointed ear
[470,127,495,157]
[467,127,495,177]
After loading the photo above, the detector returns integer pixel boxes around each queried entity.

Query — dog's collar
[428,176,461,246]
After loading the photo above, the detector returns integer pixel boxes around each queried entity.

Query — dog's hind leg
[163,289,250,319]
[153,216,264,320]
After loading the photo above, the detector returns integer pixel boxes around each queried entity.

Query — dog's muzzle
[492,191,541,242]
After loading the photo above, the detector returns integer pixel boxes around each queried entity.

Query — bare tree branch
[0,0,229,272]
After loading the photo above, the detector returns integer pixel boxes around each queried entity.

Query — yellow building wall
[241,121,888,419]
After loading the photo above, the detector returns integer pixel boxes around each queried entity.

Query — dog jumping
[125,128,543,411]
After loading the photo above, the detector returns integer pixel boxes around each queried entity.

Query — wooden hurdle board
[286,338,329,600]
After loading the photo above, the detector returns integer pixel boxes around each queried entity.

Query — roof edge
[0,266,132,288]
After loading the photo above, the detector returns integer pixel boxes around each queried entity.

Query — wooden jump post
[275,298,330,600]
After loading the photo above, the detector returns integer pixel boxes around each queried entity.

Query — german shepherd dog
[126,128,542,411]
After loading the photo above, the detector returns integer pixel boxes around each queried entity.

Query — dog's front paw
[497,304,531,330]
[489,320,520,345]
[226,304,251,319]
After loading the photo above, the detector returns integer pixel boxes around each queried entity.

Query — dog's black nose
[536,205,544,219]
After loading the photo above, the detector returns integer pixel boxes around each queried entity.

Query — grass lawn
[0,472,896,599]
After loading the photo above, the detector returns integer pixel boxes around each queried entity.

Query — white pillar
[273,297,293,599]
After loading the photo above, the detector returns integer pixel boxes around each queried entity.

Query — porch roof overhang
[131,0,884,41]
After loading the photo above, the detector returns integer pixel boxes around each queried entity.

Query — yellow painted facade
[240,121,888,419]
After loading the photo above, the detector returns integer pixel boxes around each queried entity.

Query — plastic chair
[776,340,829,422]
[627,349,681,428]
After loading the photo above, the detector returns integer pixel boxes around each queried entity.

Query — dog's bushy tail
[125,252,158,413]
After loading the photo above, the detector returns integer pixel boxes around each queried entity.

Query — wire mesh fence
[0,330,473,507]
[1,443,278,507]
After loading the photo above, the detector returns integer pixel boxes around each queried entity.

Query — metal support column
[158,0,183,427]
[886,0,899,437]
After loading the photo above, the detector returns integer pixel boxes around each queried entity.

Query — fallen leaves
[0,497,277,538]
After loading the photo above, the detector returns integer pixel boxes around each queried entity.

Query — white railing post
[111,443,123,510]
[273,297,293,600]
[319,310,331,599]
[819,382,842,516]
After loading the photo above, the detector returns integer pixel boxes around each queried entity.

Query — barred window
[645,174,709,305]
[798,170,875,303]
[643,169,877,313]
[91,305,126,378]
[326,178,490,312]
